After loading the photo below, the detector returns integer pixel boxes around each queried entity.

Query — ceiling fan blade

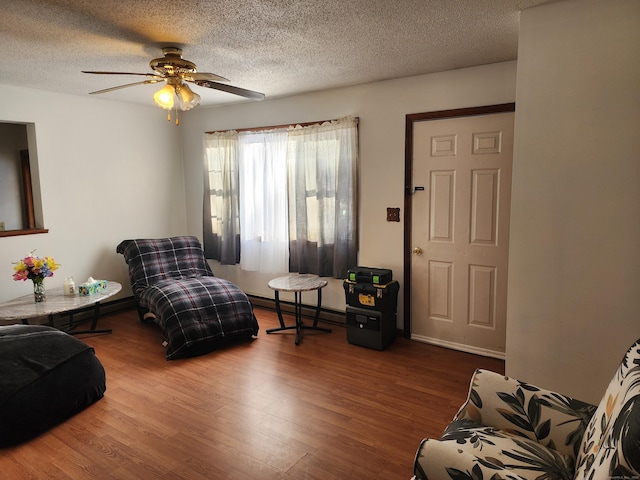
[188,72,229,82]
[89,79,164,95]
[83,71,164,80]
[192,80,265,100]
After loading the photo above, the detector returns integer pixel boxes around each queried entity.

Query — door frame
[403,103,516,338]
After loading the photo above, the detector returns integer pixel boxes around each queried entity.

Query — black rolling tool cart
[343,267,399,350]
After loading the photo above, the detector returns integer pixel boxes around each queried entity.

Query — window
[0,122,46,237]
[203,117,358,279]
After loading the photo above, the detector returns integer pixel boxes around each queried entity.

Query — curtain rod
[206,116,359,135]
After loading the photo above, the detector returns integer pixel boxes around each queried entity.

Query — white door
[410,112,514,358]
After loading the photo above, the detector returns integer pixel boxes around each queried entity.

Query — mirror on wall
[0,122,42,235]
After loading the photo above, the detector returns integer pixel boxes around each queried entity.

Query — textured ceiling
[0,0,553,107]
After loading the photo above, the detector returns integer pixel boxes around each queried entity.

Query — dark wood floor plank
[0,307,504,479]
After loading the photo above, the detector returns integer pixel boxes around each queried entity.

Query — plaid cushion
[117,236,214,301]
[139,277,259,360]
[117,236,259,359]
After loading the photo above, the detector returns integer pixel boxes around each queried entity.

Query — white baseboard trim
[410,334,506,360]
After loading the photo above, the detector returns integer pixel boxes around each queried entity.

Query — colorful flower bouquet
[12,251,59,302]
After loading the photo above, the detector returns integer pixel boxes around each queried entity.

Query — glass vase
[33,277,46,303]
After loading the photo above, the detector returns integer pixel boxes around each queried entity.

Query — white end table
[0,281,121,335]
[266,274,331,345]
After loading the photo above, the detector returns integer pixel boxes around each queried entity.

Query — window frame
[0,123,48,238]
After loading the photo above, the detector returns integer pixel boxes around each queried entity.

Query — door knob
[412,247,423,255]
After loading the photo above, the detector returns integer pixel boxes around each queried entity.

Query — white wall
[507,0,640,403]
[181,62,518,324]
[0,85,187,304]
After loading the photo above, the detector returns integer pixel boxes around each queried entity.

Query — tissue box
[78,279,108,296]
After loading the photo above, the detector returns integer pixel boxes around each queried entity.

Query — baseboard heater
[247,294,346,327]
[0,296,138,330]
[9,294,346,330]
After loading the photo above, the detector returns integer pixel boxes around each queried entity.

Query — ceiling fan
[83,47,264,123]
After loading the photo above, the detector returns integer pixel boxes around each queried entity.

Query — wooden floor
[0,307,504,479]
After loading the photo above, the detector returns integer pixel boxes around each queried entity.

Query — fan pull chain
[162,106,180,126]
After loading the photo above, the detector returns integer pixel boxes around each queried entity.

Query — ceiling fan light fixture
[176,83,201,111]
[84,47,264,125]
[153,84,175,110]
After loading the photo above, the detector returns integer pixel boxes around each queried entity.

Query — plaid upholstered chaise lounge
[412,339,640,480]
[117,236,259,360]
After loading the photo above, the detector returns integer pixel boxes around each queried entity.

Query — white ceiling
[0,0,554,107]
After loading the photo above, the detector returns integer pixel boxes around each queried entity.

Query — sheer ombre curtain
[203,131,240,265]
[203,116,358,278]
[287,117,358,278]
[238,129,289,273]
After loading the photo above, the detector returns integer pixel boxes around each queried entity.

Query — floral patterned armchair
[412,339,640,480]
